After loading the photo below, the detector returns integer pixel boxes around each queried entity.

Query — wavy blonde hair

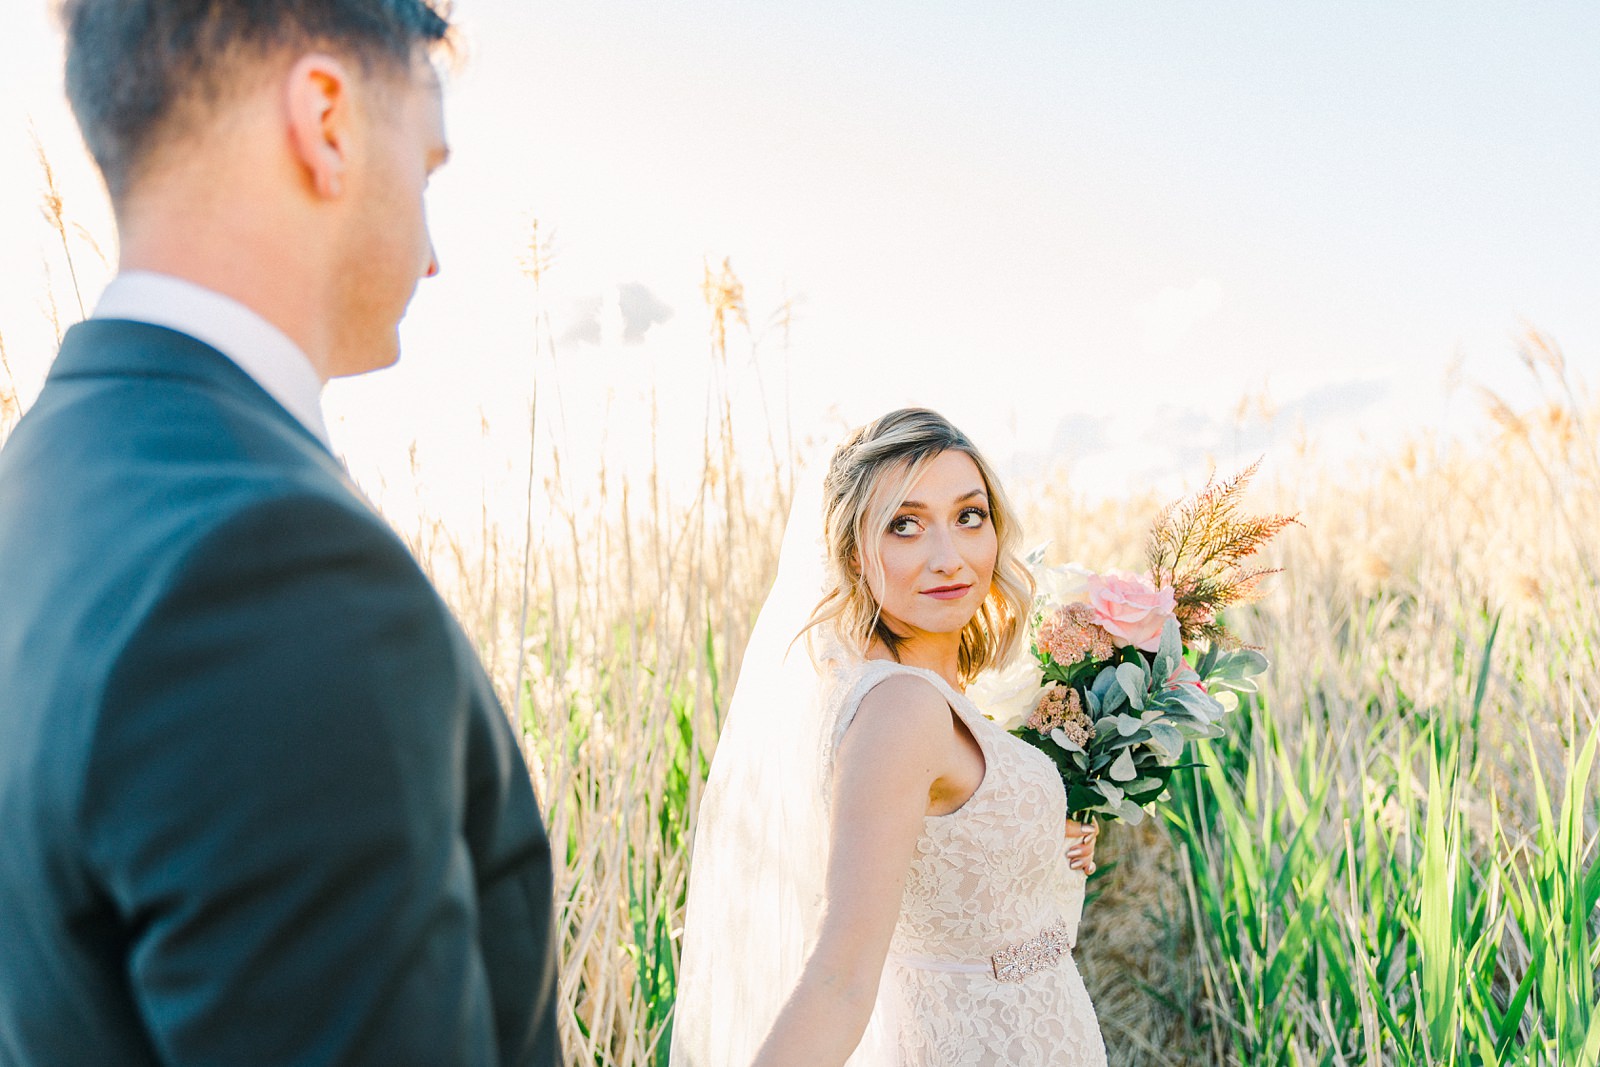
[803,408,1033,684]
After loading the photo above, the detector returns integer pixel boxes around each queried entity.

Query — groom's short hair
[60,0,455,202]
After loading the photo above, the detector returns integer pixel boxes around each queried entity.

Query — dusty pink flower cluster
[1036,603,1117,666]
[1027,685,1094,748]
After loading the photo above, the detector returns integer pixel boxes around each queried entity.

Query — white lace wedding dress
[827,658,1109,1066]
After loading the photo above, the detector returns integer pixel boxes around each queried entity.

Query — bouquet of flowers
[971,461,1297,824]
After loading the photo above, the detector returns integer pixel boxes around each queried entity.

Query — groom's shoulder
[1,322,386,554]
[0,382,385,582]
[0,346,425,710]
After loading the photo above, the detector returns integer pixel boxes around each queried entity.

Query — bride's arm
[752,673,959,1067]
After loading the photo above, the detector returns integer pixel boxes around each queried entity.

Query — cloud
[1275,377,1390,426]
[555,284,675,347]
[1013,375,1393,498]
[617,282,674,344]
[1130,377,1392,468]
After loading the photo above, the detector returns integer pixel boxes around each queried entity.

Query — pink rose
[1165,660,1206,693]
[1086,571,1176,652]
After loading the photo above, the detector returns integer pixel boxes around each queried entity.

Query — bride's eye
[889,515,922,537]
[957,506,990,528]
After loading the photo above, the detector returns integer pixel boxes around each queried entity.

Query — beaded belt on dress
[886,919,1074,984]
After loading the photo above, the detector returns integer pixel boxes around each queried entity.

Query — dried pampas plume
[1145,459,1299,647]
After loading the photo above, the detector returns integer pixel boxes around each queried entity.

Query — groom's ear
[284,54,354,200]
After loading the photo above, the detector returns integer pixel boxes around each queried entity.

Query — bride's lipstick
[921,583,972,600]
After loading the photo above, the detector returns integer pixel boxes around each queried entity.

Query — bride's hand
[1065,818,1098,875]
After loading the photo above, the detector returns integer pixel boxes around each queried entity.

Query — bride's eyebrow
[898,489,988,509]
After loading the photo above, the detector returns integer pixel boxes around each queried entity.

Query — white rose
[968,653,1047,731]
[1031,561,1094,607]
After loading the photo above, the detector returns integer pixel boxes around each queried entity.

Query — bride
[671,408,1107,1066]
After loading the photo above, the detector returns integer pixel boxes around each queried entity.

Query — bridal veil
[671,471,839,1065]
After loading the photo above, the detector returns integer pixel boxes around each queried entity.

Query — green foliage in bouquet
[1013,618,1267,823]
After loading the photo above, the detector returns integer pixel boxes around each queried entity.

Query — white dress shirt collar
[92,271,331,448]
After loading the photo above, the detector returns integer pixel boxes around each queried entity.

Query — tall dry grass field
[411,311,1595,1064]
[3,163,1593,1063]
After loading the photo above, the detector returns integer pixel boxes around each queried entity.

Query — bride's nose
[927,527,962,575]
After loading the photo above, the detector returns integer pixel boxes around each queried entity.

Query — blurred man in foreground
[0,2,560,1063]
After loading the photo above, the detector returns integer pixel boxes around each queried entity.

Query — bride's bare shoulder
[847,668,952,740]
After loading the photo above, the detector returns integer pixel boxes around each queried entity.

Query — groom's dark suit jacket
[0,320,560,1065]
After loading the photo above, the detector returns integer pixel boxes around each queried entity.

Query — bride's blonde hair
[804,408,1033,684]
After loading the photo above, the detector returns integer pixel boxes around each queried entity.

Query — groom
[0,2,559,1064]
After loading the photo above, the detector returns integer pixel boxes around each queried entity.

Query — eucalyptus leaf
[1105,732,1150,752]
[1172,686,1225,721]
[1115,713,1144,737]
[1191,691,1228,722]
[1230,649,1269,675]
[1173,719,1223,740]
[1153,706,1200,727]
[1154,618,1182,676]
[1143,688,1179,712]
[1116,663,1148,710]
[1100,682,1127,715]
[1049,727,1084,753]
[1109,748,1138,781]
[1146,722,1184,759]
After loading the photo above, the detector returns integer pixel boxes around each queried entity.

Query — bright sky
[2,2,1597,527]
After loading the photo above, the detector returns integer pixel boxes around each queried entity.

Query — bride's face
[862,449,999,643]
